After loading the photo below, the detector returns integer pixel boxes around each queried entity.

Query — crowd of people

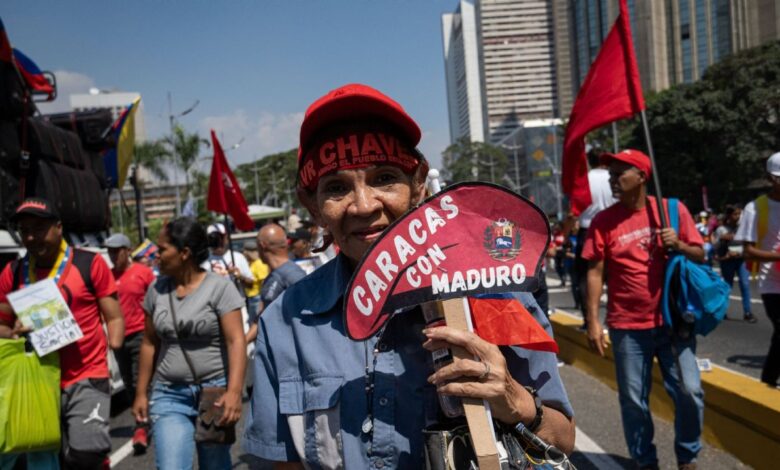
[0,83,776,470]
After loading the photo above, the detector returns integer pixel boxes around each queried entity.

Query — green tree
[442,137,509,184]
[235,149,298,208]
[621,40,780,210]
[133,140,170,184]
[166,124,209,196]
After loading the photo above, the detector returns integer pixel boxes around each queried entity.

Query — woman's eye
[374,172,399,185]
[322,181,347,194]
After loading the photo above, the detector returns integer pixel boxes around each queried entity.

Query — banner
[344,183,550,341]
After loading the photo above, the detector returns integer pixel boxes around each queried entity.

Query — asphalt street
[108,363,750,469]
[545,272,772,380]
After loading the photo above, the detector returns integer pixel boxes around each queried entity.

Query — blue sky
[3,0,457,169]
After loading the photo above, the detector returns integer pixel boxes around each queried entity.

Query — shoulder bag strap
[167,281,201,384]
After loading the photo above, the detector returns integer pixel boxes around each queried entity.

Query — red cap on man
[601,149,652,177]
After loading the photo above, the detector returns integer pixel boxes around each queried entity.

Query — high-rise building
[564,0,780,115]
[442,0,560,145]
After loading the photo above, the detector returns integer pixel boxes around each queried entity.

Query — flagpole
[223,213,237,267]
[611,122,620,153]
[639,110,667,228]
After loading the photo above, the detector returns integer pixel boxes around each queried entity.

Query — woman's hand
[132,393,149,425]
[423,325,534,425]
[216,389,242,426]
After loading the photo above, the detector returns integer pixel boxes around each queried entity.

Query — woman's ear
[180,246,191,263]
[297,187,324,226]
[412,160,430,204]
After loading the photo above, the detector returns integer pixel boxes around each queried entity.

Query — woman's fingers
[423,326,497,361]
[428,356,491,385]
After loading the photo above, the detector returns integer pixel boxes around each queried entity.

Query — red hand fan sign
[344,183,551,341]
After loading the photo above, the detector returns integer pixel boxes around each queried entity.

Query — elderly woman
[243,84,575,468]
[132,218,247,470]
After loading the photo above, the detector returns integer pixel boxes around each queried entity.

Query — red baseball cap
[601,149,652,177]
[298,83,421,162]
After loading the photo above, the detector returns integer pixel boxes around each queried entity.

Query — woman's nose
[348,184,382,217]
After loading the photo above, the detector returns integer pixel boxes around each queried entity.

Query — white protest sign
[8,278,83,356]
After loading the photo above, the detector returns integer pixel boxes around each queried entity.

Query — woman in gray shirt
[132,218,246,470]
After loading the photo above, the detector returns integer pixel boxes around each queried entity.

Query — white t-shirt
[203,250,254,280]
[735,198,780,294]
[579,168,616,229]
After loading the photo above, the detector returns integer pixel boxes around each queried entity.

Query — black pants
[761,293,780,386]
[115,331,143,404]
[533,273,550,317]
[574,228,589,322]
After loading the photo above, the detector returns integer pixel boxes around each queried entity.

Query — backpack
[661,199,730,337]
[11,249,97,297]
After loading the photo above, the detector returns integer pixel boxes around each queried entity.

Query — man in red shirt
[0,199,124,470]
[582,150,704,470]
[106,232,155,454]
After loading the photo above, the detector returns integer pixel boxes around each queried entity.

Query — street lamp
[168,92,199,216]
[500,143,523,191]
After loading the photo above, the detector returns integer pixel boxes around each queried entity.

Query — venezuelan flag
[104,97,140,188]
[12,48,54,98]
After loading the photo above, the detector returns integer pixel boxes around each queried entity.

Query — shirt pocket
[279,375,344,470]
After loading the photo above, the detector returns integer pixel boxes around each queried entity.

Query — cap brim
[300,94,421,152]
[10,210,58,222]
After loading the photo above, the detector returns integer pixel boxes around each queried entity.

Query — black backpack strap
[10,259,21,291]
[71,249,97,296]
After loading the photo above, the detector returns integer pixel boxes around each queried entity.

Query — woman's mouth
[351,226,386,242]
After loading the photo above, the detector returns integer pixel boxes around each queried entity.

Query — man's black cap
[11,198,60,222]
[287,227,312,242]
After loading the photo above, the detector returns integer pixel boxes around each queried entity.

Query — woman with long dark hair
[132,218,246,469]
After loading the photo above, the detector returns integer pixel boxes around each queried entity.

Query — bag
[167,288,236,445]
[662,198,730,337]
[194,386,236,444]
[422,420,575,470]
[0,339,61,453]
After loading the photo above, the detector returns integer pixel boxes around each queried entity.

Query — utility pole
[253,158,260,205]
[167,92,199,217]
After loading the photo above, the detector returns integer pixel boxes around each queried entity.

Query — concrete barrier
[550,310,780,470]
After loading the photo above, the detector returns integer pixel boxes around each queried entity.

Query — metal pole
[168,92,181,217]
[640,109,667,228]
[611,122,620,153]
[552,127,563,220]
[513,146,520,191]
[116,189,124,232]
[489,151,495,184]
[253,159,260,205]
[131,165,145,241]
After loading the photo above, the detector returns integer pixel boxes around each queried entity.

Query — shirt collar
[294,253,353,316]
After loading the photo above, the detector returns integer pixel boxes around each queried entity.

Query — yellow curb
[550,310,780,470]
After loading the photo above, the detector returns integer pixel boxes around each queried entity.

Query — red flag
[206,130,254,231]
[469,297,558,353]
[1,19,14,62]
[561,0,645,215]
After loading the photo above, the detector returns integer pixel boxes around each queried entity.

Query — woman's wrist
[502,378,538,425]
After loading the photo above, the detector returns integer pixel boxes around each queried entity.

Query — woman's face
[310,165,424,263]
[157,230,187,276]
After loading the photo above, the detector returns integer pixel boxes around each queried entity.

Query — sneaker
[103,457,111,470]
[744,314,758,323]
[132,426,148,455]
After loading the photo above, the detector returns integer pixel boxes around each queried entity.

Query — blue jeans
[246,295,262,324]
[609,328,703,467]
[150,378,232,470]
[720,258,752,315]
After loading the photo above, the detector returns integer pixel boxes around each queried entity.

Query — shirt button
[378,342,388,352]
[379,397,389,406]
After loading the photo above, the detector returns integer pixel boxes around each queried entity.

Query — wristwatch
[523,386,544,432]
